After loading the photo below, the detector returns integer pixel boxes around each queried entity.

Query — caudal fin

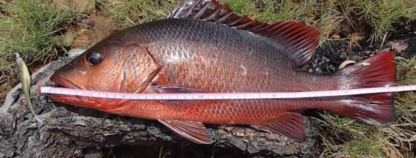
[331,51,396,125]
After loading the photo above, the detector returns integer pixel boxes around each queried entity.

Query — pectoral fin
[159,119,212,144]
[251,112,306,140]
[151,84,227,107]
[152,84,210,93]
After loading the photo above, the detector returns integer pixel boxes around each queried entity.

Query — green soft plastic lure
[16,53,42,123]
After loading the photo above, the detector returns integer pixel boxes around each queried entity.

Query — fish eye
[85,51,103,66]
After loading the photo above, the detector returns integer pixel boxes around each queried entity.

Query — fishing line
[38,85,416,100]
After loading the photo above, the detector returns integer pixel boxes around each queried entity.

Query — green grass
[0,0,79,78]
[222,0,317,22]
[397,56,416,85]
[333,0,416,43]
[346,136,384,158]
[356,0,416,42]
[99,0,176,28]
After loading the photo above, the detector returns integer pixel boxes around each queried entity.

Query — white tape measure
[39,85,416,100]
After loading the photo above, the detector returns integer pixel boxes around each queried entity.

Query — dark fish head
[49,35,160,107]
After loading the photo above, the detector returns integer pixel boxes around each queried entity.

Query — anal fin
[159,119,212,144]
[252,112,306,140]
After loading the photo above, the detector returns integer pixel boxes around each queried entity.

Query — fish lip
[50,74,83,90]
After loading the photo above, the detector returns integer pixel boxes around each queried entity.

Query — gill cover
[113,44,161,93]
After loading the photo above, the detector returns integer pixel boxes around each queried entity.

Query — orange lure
[49,0,396,144]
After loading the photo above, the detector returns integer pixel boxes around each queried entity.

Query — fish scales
[134,19,334,92]
[113,19,334,122]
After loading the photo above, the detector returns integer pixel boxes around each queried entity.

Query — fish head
[51,43,123,91]
[49,40,161,108]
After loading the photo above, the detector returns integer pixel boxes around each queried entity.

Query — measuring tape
[39,85,416,100]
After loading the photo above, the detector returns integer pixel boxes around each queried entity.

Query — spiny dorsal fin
[168,0,320,66]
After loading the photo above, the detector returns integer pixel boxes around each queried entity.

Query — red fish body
[49,0,396,144]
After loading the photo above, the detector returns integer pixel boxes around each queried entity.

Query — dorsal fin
[168,0,320,66]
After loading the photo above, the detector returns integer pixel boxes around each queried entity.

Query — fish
[15,53,42,123]
[48,0,396,144]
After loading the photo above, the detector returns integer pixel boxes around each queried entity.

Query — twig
[379,32,388,51]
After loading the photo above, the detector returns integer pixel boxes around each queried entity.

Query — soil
[69,13,119,49]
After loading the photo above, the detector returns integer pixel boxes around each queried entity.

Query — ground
[0,0,415,157]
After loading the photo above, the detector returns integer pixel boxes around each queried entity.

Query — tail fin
[331,51,396,125]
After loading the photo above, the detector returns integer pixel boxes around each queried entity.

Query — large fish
[49,0,396,144]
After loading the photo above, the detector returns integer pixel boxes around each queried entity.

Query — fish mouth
[49,74,87,105]
[50,74,82,90]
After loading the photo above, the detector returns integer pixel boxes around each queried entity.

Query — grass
[0,0,415,157]
[336,0,416,43]
[99,0,176,28]
[0,0,79,82]
[346,136,384,158]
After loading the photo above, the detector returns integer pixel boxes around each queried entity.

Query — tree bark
[0,56,320,158]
